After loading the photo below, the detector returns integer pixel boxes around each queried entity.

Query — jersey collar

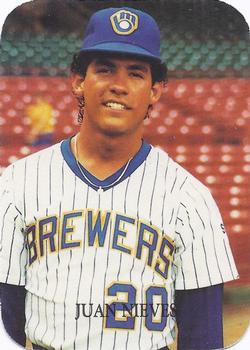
[61,136,151,192]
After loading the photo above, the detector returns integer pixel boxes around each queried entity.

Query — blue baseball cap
[81,7,161,62]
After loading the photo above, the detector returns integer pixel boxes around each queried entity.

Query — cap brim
[80,42,161,63]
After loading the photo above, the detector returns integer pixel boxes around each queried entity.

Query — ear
[71,74,85,96]
[150,81,163,105]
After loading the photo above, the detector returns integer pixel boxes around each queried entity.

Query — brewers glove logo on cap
[80,7,162,62]
[110,10,138,35]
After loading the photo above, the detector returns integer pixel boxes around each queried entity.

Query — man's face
[73,56,162,137]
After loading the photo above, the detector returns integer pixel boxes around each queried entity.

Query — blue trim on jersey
[61,137,151,191]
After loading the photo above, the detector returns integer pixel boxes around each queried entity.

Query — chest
[23,170,178,276]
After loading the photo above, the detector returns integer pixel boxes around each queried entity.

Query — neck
[71,124,143,180]
[77,124,143,162]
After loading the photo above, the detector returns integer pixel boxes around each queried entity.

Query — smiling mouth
[104,102,128,110]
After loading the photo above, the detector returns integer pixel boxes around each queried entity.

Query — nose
[109,70,128,96]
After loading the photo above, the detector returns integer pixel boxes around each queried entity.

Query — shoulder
[1,142,62,180]
[149,144,214,203]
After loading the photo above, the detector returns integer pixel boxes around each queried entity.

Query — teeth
[106,102,126,110]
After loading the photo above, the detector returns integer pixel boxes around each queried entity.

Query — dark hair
[71,51,168,124]
[71,51,168,85]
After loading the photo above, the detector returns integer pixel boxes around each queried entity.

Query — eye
[130,71,144,79]
[96,66,112,74]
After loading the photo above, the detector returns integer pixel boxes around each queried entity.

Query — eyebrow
[127,64,149,72]
[94,58,115,68]
[94,58,149,72]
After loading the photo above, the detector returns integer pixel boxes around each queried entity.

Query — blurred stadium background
[0,0,249,347]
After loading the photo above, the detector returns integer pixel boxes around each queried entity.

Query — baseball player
[0,7,238,350]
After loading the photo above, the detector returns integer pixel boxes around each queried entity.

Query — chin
[99,121,131,137]
[101,127,128,137]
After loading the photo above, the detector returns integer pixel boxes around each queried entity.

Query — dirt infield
[224,303,250,348]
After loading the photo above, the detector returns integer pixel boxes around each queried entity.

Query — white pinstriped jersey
[0,138,238,350]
